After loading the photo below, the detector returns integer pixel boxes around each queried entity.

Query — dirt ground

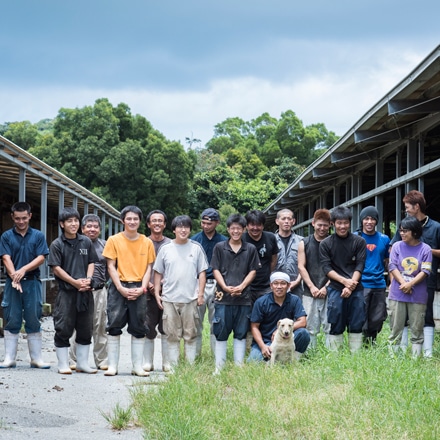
[0,317,166,439]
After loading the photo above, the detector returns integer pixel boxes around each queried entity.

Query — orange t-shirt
[102,232,155,282]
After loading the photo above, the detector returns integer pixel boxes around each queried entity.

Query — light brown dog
[270,318,296,365]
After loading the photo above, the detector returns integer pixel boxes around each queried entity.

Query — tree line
[0,99,338,233]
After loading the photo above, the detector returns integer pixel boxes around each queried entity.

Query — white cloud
[0,47,428,148]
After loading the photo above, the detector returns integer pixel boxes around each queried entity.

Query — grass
[100,402,135,430]
[118,322,440,439]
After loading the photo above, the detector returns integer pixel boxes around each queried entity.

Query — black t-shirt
[243,231,279,290]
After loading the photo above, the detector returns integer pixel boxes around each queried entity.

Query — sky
[1,1,439,147]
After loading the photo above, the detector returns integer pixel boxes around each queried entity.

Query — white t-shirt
[153,240,208,303]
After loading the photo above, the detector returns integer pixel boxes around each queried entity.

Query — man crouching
[248,271,310,363]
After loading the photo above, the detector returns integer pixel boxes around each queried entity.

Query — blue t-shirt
[191,230,227,279]
[0,227,49,277]
[250,292,306,345]
[360,231,390,288]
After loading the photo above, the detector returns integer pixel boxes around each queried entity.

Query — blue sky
[1,1,439,146]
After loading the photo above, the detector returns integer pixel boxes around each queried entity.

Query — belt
[121,281,142,287]
[9,275,39,281]
[93,283,106,290]
[206,279,216,284]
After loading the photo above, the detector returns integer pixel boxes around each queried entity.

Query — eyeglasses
[399,229,410,234]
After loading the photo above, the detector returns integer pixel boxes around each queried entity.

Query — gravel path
[0,317,166,439]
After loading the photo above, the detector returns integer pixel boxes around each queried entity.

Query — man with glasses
[153,215,208,370]
[248,271,310,362]
[143,210,171,372]
[390,190,440,357]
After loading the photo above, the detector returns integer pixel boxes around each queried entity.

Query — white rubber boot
[184,340,197,364]
[233,338,246,365]
[68,332,76,370]
[75,344,97,374]
[423,327,435,358]
[195,333,203,358]
[27,333,50,369]
[210,334,216,354]
[309,335,317,350]
[104,335,120,376]
[214,340,227,375]
[131,337,149,377]
[142,338,155,372]
[56,347,72,374]
[348,333,363,353]
[0,330,19,368]
[167,341,181,373]
[161,337,171,372]
[327,334,343,351]
[400,326,409,352]
[412,343,423,358]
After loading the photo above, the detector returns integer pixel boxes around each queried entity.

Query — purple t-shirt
[388,241,432,304]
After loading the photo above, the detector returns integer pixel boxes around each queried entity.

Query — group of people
[0,189,438,375]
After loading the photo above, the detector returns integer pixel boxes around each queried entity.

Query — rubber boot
[142,338,155,372]
[400,326,409,352]
[0,330,19,368]
[348,333,363,353]
[75,344,97,373]
[131,337,149,377]
[412,343,423,358]
[210,334,216,354]
[327,334,343,351]
[184,340,197,364]
[195,333,203,358]
[294,351,303,361]
[161,337,171,372]
[104,335,120,376]
[68,332,77,370]
[167,341,181,373]
[56,347,72,374]
[233,338,246,366]
[27,332,50,369]
[423,327,435,358]
[308,334,317,350]
[214,340,227,375]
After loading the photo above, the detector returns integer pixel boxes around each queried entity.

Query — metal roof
[264,44,440,229]
[0,134,120,219]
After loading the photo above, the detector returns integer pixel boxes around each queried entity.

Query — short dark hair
[146,210,167,224]
[226,214,247,229]
[11,201,32,214]
[171,215,192,231]
[59,207,80,223]
[120,205,143,221]
[245,209,266,226]
[400,216,423,239]
[403,190,427,214]
[82,214,101,228]
[331,206,352,222]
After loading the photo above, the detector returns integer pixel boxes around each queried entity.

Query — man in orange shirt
[102,205,156,376]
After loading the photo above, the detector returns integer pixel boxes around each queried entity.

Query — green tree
[4,121,39,150]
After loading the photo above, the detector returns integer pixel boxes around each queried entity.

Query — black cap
[360,206,379,223]
[201,208,220,221]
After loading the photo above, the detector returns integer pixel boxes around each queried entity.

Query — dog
[270,318,296,365]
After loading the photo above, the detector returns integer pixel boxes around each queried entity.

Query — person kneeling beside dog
[248,271,310,363]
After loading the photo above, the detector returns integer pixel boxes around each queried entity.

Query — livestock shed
[265,44,440,237]
[0,134,121,303]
